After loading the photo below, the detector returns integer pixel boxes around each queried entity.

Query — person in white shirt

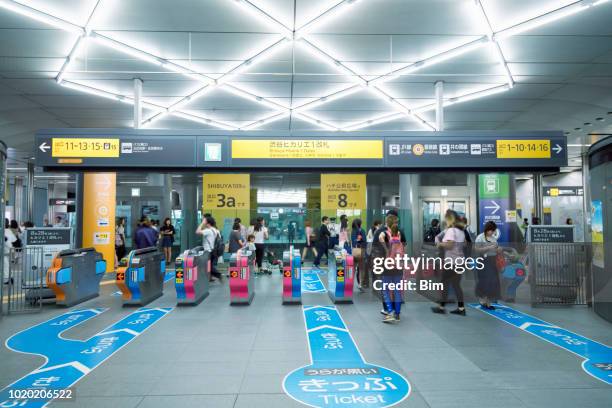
[196,215,222,281]
[252,217,269,272]
[474,221,502,310]
[3,219,17,283]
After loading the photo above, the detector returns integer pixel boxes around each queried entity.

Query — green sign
[479,174,510,199]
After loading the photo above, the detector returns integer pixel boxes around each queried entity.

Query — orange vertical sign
[82,173,116,273]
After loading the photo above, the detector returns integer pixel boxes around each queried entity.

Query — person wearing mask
[424,219,441,243]
[328,217,339,248]
[253,217,269,273]
[474,221,502,310]
[160,218,175,263]
[115,218,126,261]
[351,218,367,291]
[313,216,331,270]
[196,215,222,281]
[3,219,17,284]
[302,220,318,261]
[381,217,404,323]
[431,210,467,316]
[229,221,244,254]
[134,217,158,249]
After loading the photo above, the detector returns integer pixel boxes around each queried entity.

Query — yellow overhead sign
[321,174,366,210]
[231,140,383,160]
[203,174,250,210]
[52,138,120,158]
[496,140,551,159]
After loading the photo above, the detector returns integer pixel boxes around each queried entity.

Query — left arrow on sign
[39,142,50,153]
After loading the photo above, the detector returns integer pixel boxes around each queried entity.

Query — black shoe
[485,304,496,310]
[431,306,446,314]
[450,308,466,316]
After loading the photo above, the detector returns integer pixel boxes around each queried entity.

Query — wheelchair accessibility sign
[283,306,410,407]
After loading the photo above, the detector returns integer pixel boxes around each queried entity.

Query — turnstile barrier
[282,246,301,304]
[328,248,355,303]
[116,247,165,306]
[175,246,210,305]
[46,247,106,307]
[229,248,255,305]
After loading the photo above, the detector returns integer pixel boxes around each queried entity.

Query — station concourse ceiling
[1,0,611,165]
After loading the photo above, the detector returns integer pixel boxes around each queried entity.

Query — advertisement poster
[82,173,116,272]
[591,200,604,268]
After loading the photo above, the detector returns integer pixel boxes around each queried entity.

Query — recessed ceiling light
[574,127,582,131]
[595,117,604,121]
[584,122,592,126]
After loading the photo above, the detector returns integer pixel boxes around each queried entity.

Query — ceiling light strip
[298,39,368,86]
[231,0,294,38]
[293,112,340,131]
[292,84,362,112]
[368,86,437,130]
[56,35,88,83]
[224,84,290,111]
[0,0,84,34]
[343,112,405,131]
[241,111,291,130]
[295,0,359,37]
[171,111,238,130]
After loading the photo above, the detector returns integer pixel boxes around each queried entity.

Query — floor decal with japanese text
[302,270,326,293]
[283,305,410,407]
[0,307,172,407]
[470,303,612,385]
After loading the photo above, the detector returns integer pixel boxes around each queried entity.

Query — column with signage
[82,173,116,273]
[478,174,516,244]
[202,174,250,238]
[321,174,366,239]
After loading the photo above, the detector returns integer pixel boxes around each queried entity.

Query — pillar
[366,178,382,226]
[181,181,198,251]
[533,173,544,224]
[435,80,444,131]
[26,161,34,222]
[399,173,418,246]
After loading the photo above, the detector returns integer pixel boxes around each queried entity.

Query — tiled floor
[0,267,611,408]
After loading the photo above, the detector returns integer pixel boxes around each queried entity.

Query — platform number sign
[202,174,250,211]
[321,174,366,211]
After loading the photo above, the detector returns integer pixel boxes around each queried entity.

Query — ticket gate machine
[116,247,165,306]
[282,246,302,304]
[46,248,106,307]
[229,248,255,305]
[175,246,210,305]
[328,249,355,303]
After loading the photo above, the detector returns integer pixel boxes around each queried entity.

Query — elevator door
[421,198,469,237]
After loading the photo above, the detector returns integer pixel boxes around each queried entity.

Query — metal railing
[528,243,591,306]
[4,247,46,314]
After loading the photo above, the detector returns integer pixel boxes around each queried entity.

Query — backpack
[213,230,225,257]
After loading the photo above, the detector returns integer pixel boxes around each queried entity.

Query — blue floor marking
[283,305,410,407]
[470,303,612,385]
[302,269,326,293]
[0,307,172,407]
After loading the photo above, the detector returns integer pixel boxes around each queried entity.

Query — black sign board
[49,198,76,206]
[24,228,72,246]
[528,226,574,243]
[543,186,584,196]
[35,130,567,169]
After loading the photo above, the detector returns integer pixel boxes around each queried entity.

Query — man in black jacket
[313,216,331,269]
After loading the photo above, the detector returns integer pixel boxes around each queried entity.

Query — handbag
[495,252,507,271]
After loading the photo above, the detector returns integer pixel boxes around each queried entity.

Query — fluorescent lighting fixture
[0,0,84,34]
[162,61,213,83]
[491,42,514,87]
[296,0,360,38]
[171,111,238,130]
[293,85,362,112]
[142,111,168,128]
[118,181,148,185]
[7,168,27,171]
[293,112,339,131]
[217,38,290,85]
[298,39,367,86]
[34,175,71,179]
[370,37,489,85]
[241,111,291,130]
[223,84,290,111]
[231,0,293,38]
[495,1,593,40]
[90,32,163,66]
[57,35,88,83]
[446,84,510,106]
[368,86,412,115]
[60,81,122,102]
[343,113,405,131]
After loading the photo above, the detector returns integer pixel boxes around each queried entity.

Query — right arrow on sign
[553,144,563,154]
[485,200,501,214]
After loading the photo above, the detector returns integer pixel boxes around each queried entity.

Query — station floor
[1,265,611,408]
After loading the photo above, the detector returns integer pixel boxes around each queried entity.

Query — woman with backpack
[431,210,467,316]
[196,215,222,281]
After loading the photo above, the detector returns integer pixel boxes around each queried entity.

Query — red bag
[495,253,506,271]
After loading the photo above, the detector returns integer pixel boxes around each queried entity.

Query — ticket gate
[175,246,210,305]
[116,247,165,306]
[46,248,106,307]
[229,248,255,305]
[327,249,355,303]
[282,246,302,304]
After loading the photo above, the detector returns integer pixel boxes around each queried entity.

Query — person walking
[229,221,244,254]
[381,217,404,323]
[160,217,175,264]
[115,218,126,260]
[431,210,467,316]
[474,221,502,310]
[196,215,222,281]
[424,219,441,243]
[134,217,158,249]
[302,220,318,261]
[351,218,367,290]
[313,216,331,270]
[253,217,269,273]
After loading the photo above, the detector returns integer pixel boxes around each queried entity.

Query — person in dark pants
[313,216,331,269]
[196,215,222,281]
[474,221,501,310]
[134,217,158,249]
[252,217,269,272]
[160,217,175,264]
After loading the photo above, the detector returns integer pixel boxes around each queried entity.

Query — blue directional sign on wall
[284,306,410,407]
[471,303,612,385]
[0,307,172,407]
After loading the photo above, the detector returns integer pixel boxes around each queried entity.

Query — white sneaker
[380,309,390,316]
[382,314,396,323]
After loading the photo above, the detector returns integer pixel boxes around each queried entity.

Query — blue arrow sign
[284,306,410,407]
[470,303,612,385]
[303,269,326,293]
[0,307,172,407]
